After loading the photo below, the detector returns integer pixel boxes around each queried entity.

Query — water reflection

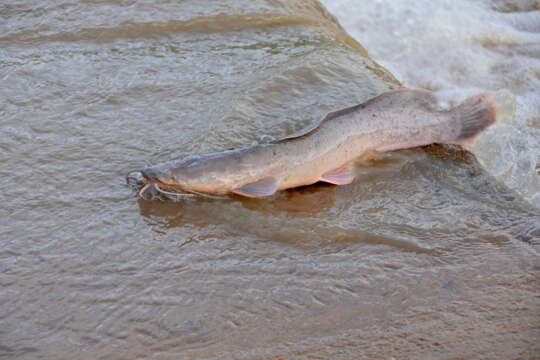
[136,145,539,254]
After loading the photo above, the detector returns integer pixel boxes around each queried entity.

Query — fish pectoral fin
[320,165,355,185]
[232,177,279,198]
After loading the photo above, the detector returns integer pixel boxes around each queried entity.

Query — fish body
[139,88,496,198]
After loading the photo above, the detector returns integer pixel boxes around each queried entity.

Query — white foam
[321,0,540,207]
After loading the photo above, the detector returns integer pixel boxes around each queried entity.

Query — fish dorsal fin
[273,103,369,143]
[320,164,355,185]
[256,134,276,144]
[274,89,437,144]
[232,177,278,198]
[272,120,324,143]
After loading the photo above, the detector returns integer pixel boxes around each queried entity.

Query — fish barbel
[137,88,496,198]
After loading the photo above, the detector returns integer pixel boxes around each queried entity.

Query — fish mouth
[140,168,164,184]
[139,169,178,189]
[138,170,196,198]
[133,169,227,200]
[138,182,196,198]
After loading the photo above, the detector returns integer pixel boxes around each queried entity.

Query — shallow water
[1,0,539,359]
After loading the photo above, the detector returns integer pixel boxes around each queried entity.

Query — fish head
[140,163,188,190]
[139,155,223,194]
[139,150,250,196]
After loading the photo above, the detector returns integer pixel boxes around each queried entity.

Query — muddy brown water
[1,0,539,359]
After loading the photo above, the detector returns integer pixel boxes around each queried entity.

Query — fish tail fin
[448,93,496,146]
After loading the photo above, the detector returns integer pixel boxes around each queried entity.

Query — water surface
[1,0,539,359]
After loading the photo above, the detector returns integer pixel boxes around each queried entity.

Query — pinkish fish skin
[139,88,496,198]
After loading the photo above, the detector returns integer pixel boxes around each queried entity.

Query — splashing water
[321,0,540,208]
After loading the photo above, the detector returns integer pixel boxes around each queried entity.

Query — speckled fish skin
[140,88,496,198]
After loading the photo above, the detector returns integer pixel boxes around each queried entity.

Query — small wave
[0,14,313,43]
[0,12,367,57]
